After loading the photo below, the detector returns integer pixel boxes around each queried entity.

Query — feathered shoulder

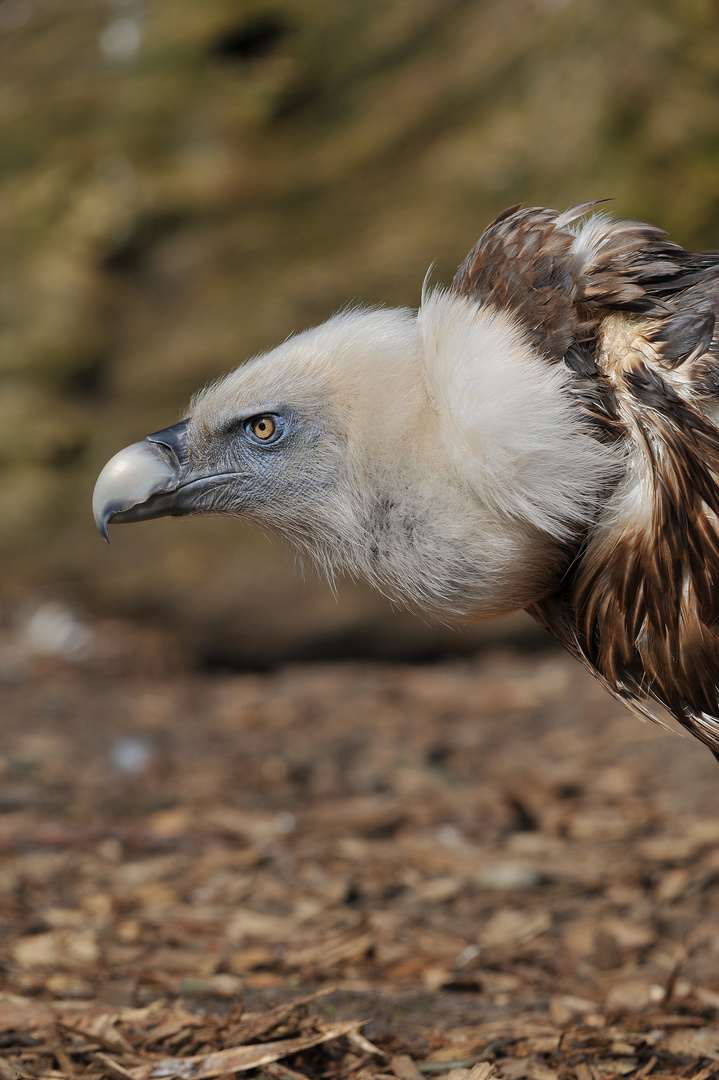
[453,203,719,755]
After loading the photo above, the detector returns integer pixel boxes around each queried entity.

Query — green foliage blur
[1,0,718,660]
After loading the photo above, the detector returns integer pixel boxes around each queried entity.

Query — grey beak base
[93,420,190,541]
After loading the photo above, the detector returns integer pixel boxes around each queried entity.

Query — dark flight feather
[452,203,719,755]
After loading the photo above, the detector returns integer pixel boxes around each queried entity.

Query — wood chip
[128,1020,362,1080]
[264,1061,311,1080]
[225,987,336,1044]
[466,1066,495,1080]
[347,1029,386,1059]
[94,1053,140,1080]
[392,1055,424,1080]
[666,1029,719,1061]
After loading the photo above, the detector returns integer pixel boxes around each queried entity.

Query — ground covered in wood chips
[2,619,719,1079]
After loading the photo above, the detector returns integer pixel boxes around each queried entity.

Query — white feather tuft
[418,288,615,540]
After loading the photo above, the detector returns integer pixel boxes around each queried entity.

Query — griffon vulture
[94,203,719,757]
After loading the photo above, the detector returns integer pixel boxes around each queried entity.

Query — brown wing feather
[455,203,719,755]
[451,202,718,364]
[452,205,579,361]
[534,292,719,755]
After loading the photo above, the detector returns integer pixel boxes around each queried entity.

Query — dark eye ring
[247,414,279,442]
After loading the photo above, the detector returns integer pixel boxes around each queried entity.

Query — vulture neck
[309,292,614,621]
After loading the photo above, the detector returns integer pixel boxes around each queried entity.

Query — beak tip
[94,507,111,543]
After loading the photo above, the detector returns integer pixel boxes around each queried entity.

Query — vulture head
[94,287,611,621]
[95,202,719,757]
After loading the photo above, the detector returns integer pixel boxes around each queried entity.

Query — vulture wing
[453,204,719,754]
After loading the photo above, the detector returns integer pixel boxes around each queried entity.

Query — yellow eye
[250,415,276,440]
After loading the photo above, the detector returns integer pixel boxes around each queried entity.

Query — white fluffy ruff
[192,293,615,619]
[418,288,614,540]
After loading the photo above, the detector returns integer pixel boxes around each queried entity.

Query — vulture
[94,202,719,758]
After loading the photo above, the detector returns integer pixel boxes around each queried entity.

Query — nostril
[146,419,191,467]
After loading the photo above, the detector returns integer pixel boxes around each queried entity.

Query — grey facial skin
[92,406,330,542]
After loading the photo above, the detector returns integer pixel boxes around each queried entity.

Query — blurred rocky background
[2,0,719,666]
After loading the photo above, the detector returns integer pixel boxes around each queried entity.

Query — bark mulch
[1,613,719,1079]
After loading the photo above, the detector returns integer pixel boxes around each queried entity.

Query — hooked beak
[93,420,194,541]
